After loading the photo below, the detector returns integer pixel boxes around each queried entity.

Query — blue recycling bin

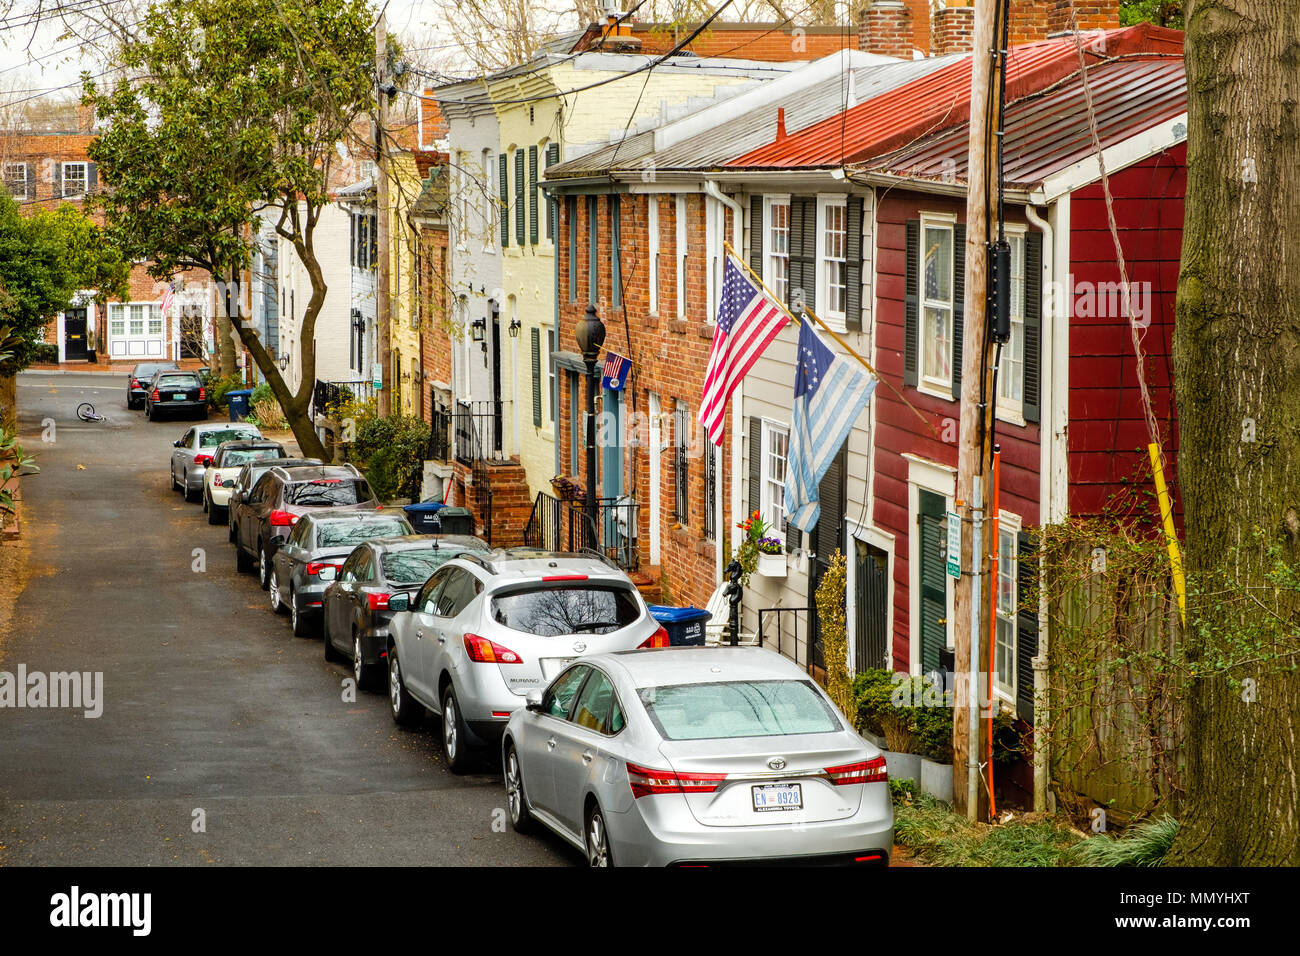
[226,389,253,422]
[648,605,711,647]
[403,500,447,534]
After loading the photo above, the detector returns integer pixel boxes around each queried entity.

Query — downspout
[553,189,561,481]
[704,180,742,587]
[1024,202,1052,815]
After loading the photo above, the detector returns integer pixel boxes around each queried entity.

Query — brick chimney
[859,1,914,59]
[1010,0,1120,45]
[932,2,975,56]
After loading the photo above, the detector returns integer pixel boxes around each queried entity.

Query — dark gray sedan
[226,457,322,543]
[269,510,416,636]
[321,535,490,689]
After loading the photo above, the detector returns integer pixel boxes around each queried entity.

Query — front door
[490,304,503,454]
[917,489,949,676]
[64,308,89,361]
[601,388,624,560]
[854,540,889,672]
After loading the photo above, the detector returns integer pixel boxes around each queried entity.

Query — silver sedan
[169,422,263,502]
[501,646,894,867]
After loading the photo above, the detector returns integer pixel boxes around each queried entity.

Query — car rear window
[201,428,259,447]
[316,518,409,548]
[284,478,372,506]
[381,549,471,584]
[222,448,282,465]
[157,375,200,388]
[637,680,842,741]
[491,585,641,637]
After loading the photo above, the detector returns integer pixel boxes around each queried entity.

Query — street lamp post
[574,304,606,545]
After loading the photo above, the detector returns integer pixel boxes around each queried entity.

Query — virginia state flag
[784,321,877,533]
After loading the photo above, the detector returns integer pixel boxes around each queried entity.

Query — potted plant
[734,510,773,585]
[550,475,583,500]
[756,535,786,577]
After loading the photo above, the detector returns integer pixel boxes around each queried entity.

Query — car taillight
[626,762,727,799]
[268,510,297,527]
[825,756,888,786]
[151,388,159,400]
[195,454,214,467]
[307,562,340,576]
[198,386,206,400]
[463,633,523,664]
[367,592,391,610]
[638,625,670,649]
[132,379,142,387]
[542,574,588,581]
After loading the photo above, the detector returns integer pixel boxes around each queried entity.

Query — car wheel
[290,590,313,637]
[205,491,221,525]
[388,648,423,727]
[440,683,472,774]
[585,804,613,867]
[170,464,180,493]
[269,568,285,615]
[353,634,378,690]
[183,471,199,503]
[147,406,155,422]
[258,545,271,590]
[504,742,534,834]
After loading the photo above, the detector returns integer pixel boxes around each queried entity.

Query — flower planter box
[920,757,954,801]
[883,751,922,784]
[756,552,786,577]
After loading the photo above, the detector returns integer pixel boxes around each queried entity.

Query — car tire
[258,545,271,590]
[504,742,535,834]
[170,464,180,493]
[205,492,220,525]
[147,406,154,422]
[269,568,285,615]
[440,683,472,775]
[388,648,423,727]
[184,472,199,503]
[353,634,378,690]
[585,803,613,867]
[290,590,313,637]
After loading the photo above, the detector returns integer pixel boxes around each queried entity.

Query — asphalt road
[0,371,575,866]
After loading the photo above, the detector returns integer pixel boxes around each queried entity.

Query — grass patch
[1067,815,1179,867]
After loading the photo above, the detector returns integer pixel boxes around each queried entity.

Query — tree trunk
[216,314,237,380]
[1168,0,1300,865]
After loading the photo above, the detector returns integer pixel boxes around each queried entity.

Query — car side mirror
[319,566,338,582]
[173,440,182,448]
[525,689,544,713]
[388,593,409,612]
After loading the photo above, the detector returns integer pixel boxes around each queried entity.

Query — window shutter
[545,143,559,239]
[845,195,864,332]
[498,153,508,247]
[747,417,762,517]
[86,163,97,195]
[528,146,539,244]
[788,196,816,313]
[531,327,542,427]
[749,195,764,277]
[814,443,845,561]
[903,219,920,387]
[951,223,966,401]
[369,215,377,268]
[515,150,525,246]
[1016,529,1040,724]
[610,196,622,308]
[1023,232,1043,423]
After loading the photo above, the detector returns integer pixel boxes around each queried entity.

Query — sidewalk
[26,358,210,374]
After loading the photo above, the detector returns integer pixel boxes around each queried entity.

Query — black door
[64,308,89,361]
[854,539,889,672]
[917,489,949,675]
[807,442,847,674]
[490,303,503,454]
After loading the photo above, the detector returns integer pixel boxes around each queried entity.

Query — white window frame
[3,161,27,200]
[993,510,1023,704]
[482,149,496,254]
[705,196,723,323]
[762,194,791,305]
[62,161,88,199]
[648,196,660,314]
[676,194,688,320]
[995,225,1028,425]
[108,303,125,339]
[905,454,957,676]
[816,194,848,332]
[760,419,790,536]
[918,212,958,399]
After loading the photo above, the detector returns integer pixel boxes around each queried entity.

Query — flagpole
[722,242,938,437]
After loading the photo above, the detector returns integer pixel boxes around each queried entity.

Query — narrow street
[0,371,575,866]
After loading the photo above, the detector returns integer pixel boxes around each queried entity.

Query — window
[3,162,27,200]
[638,680,841,741]
[129,304,145,336]
[705,196,720,320]
[997,231,1027,415]
[491,585,640,637]
[703,443,718,541]
[921,221,955,389]
[994,521,1020,699]
[610,195,621,308]
[568,370,581,474]
[648,197,659,313]
[675,195,687,319]
[819,196,848,328]
[567,196,578,302]
[764,195,790,303]
[760,420,790,534]
[62,162,87,198]
[571,668,625,735]
[149,305,163,336]
[109,304,125,339]
[546,329,555,423]
[544,665,591,720]
[587,195,598,305]
[673,401,690,524]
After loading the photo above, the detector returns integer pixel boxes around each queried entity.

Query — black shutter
[531,327,542,427]
[369,214,377,268]
[1023,232,1043,423]
[545,143,559,239]
[87,162,97,195]
[610,196,621,307]
[1016,529,1040,723]
[845,195,864,332]
[789,195,816,314]
[499,153,508,247]
[528,146,539,244]
[903,219,920,387]
[515,150,525,246]
[814,443,845,561]
[951,223,965,402]
[749,195,764,277]
[747,417,762,517]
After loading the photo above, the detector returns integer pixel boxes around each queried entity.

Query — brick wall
[556,191,732,608]
[621,24,860,61]
[418,222,452,420]
[932,7,975,55]
[859,2,914,60]
[1012,0,1119,45]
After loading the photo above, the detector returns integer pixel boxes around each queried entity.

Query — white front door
[648,392,662,566]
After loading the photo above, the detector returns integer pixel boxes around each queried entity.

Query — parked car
[126,361,178,409]
[232,462,377,587]
[202,440,287,524]
[269,511,417,637]
[385,549,670,773]
[225,457,322,543]
[501,646,893,867]
[322,534,491,689]
[169,422,264,502]
[145,369,208,421]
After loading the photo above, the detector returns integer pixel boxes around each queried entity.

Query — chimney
[932,2,975,56]
[859,1,914,60]
[776,107,787,142]
[1047,0,1121,37]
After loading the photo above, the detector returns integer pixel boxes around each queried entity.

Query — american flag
[159,282,174,317]
[698,256,789,445]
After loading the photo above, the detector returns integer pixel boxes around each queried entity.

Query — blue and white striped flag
[785,321,877,533]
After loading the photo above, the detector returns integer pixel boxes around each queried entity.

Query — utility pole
[953,0,1003,822]
[375,11,392,417]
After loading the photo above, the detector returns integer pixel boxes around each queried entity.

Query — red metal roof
[727,23,1184,169]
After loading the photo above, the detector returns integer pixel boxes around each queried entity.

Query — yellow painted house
[385,150,424,418]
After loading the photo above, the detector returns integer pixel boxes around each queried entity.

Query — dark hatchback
[322,534,490,688]
[145,370,207,421]
[127,362,178,409]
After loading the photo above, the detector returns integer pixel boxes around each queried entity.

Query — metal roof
[727,23,1184,169]
[860,57,1186,189]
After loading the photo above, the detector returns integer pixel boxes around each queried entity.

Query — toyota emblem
[767,757,786,771]
[573,641,587,653]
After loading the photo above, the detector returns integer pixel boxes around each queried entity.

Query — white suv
[386,549,669,772]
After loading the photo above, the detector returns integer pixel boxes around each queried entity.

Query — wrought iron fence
[428,400,452,462]
[313,379,376,418]
[523,491,639,572]
[756,606,813,675]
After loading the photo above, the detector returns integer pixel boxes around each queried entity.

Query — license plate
[752,783,803,812]
[172,393,187,401]
[540,657,576,680]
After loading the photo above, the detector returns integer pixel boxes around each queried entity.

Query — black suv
[232,463,379,587]
[127,361,178,409]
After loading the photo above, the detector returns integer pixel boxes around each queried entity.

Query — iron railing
[523,490,640,572]
[313,379,376,418]
[756,606,814,675]
[427,400,452,462]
